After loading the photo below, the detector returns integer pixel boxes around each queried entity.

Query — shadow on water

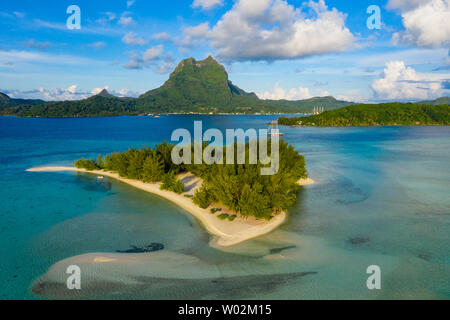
[72,174,113,193]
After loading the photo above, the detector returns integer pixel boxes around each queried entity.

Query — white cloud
[118,12,135,26]
[371,61,446,100]
[67,85,78,94]
[143,46,164,60]
[336,90,368,103]
[87,41,106,50]
[153,32,172,41]
[386,0,427,11]
[127,0,136,8]
[3,85,143,101]
[192,0,224,10]
[389,0,450,47]
[183,0,355,62]
[5,85,88,101]
[91,86,110,95]
[122,32,147,45]
[258,84,312,100]
[0,49,100,66]
[180,23,211,47]
[124,45,165,69]
[96,12,116,25]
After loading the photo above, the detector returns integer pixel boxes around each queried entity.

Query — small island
[278,103,450,127]
[28,140,313,247]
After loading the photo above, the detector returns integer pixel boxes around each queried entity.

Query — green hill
[420,97,450,105]
[0,56,353,117]
[0,92,44,108]
[4,90,137,117]
[278,103,450,127]
[137,56,259,113]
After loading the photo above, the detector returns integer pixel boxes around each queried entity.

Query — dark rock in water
[269,245,296,255]
[116,243,164,253]
[348,237,370,245]
[418,253,432,261]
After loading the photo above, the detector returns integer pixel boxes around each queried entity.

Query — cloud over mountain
[389,0,450,47]
[183,0,355,62]
[258,84,312,100]
[371,61,446,100]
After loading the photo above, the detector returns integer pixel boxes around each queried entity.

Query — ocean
[0,115,449,299]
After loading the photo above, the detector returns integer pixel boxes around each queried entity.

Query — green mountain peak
[138,56,255,111]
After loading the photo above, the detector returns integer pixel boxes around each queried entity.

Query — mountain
[9,90,137,118]
[0,92,44,108]
[419,97,450,105]
[0,56,353,117]
[137,56,259,113]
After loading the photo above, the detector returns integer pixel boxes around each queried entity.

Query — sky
[0,0,449,103]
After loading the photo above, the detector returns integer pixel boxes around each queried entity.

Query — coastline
[27,166,314,247]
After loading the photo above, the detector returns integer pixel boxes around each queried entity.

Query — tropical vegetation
[73,140,308,220]
[278,103,450,127]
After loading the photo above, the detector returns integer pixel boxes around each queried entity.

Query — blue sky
[0,0,449,102]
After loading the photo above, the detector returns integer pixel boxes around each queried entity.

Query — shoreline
[27,166,314,247]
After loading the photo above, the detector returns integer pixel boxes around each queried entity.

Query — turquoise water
[0,115,449,299]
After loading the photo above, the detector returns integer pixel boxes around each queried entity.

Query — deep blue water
[0,115,449,299]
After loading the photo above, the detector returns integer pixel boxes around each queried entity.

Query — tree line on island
[278,103,450,127]
[74,140,307,220]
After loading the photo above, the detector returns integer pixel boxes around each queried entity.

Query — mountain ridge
[1,56,448,118]
[0,92,45,108]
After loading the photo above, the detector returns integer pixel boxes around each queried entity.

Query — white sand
[297,177,315,186]
[26,166,313,247]
[92,256,118,263]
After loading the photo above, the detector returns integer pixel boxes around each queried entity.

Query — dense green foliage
[189,140,308,220]
[193,185,216,209]
[0,57,351,117]
[0,92,44,108]
[0,95,138,117]
[74,158,100,171]
[74,140,308,220]
[160,171,184,194]
[278,103,450,127]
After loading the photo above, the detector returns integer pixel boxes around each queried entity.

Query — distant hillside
[0,92,44,108]
[420,97,450,105]
[0,56,352,117]
[2,90,137,118]
[278,103,450,127]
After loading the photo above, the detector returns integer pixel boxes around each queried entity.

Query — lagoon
[0,115,449,299]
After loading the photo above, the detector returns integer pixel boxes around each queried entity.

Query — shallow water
[0,115,449,299]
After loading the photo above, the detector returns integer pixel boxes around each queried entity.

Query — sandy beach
[27,166,314,247]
